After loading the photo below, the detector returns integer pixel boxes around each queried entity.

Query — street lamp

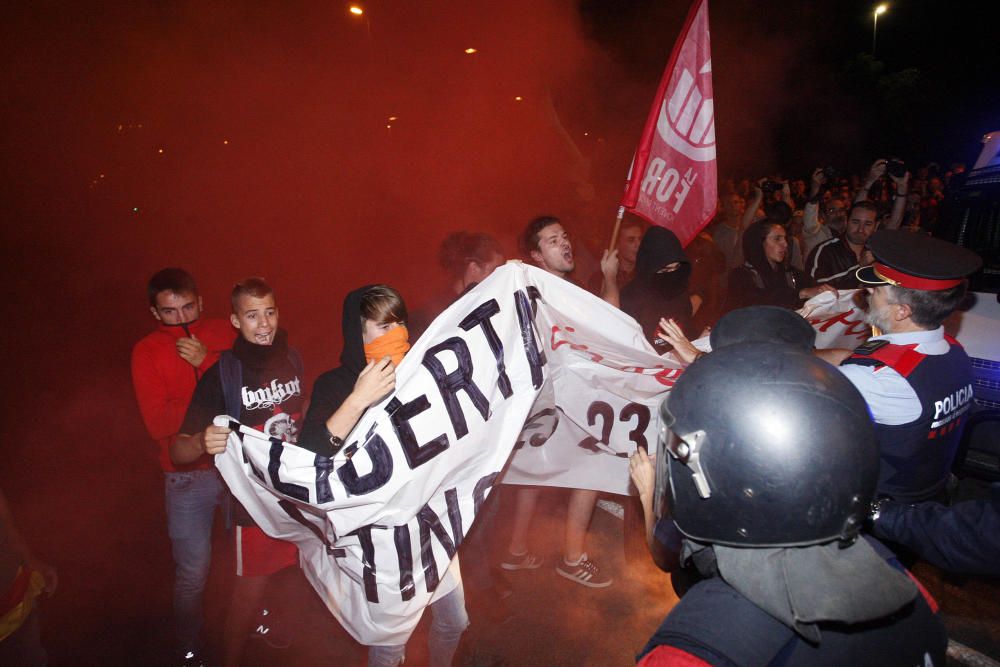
[872,4,888,56]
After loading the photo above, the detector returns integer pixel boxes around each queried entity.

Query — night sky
[0,2,997,657]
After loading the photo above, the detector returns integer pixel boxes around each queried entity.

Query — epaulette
[851,339,891,356]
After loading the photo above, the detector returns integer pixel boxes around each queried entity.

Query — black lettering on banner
[577,401,652,457]
[578,401,614,453]
[387,396,450,469]
[337,433,394,495]
[268,440,311,502]
[526,285,542,317]
[460,299,513,399]
[513,407,560,450]
[315,454,334,503]
[249,459,266,482]
[416,491,462,592]
[352,525,380,603]
[394,525,415,601]
[515,289,546,389]
[276,498,344,557]
[620,403,651,453]
[422,338,490,439]
[473,472,498,515]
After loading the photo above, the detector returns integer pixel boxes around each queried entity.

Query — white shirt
[838,327,949,425]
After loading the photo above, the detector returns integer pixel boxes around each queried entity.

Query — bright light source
[464,48,477,54]
[157,148,164,154]
[874,4,887,15]
[386,124,391,129]
[388,116,398,121]
[514,96,523,101]
[223,139,229,145]
[349,5,363,16]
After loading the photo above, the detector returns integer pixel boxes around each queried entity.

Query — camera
[822,166,837,180]
[886,158,906,178]
[760,180,783,194]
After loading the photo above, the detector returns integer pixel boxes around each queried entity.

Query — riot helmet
[656,342,877,548]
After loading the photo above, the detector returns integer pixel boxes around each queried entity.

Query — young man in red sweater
[130,268,235,664]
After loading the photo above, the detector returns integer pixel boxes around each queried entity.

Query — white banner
[215,263,671,646]
[800,289,872,350]
[214,267,871,645]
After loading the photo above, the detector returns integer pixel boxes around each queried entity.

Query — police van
[940,130,1000,480]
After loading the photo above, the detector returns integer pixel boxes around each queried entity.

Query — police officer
[821,230,982,502]
[634,344,947,665]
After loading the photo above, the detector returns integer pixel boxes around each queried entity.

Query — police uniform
[838,231,981,502]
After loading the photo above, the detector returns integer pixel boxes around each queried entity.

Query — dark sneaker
[500,551,542,571]
[249,608,291,649]
[556,553,612,588]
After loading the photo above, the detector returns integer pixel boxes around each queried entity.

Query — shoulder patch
[852,339,891,356]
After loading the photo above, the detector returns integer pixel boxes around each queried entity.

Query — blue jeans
[368,578,469,667]
[165,469,222,654]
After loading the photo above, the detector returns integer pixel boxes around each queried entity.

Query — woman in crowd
[726,219,834,311]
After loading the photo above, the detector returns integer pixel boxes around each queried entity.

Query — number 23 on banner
[575,400,654,458]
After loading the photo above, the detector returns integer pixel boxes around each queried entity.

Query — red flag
[621,0,717,247]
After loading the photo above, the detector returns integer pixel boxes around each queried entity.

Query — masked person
[299,285,468,667]
[620,226,696,347]
[632,344,947,665]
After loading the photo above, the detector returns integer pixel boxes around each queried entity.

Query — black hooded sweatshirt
[726,221,810,311]
[620,226,694,345]
[299,285,373,457]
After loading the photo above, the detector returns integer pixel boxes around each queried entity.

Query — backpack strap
[287,346,304,377]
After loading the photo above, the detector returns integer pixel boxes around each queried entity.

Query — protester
[711,192,750,271]
[684,229,727,333]
[818,231,982,503]
[871,484,1000,576]
[0,487,57,666]
[588,217,644,294]
[130,268,235,663]
[298,285,469,667]
[853,159,910,230]
[632,344,947,665]
[804,200,879,289]
[620,226,696,347]
[502,215,615,588]
[438,231,506,297]
[725,220,834,310]
[172,278,305,667]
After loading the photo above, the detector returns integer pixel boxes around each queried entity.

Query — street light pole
[872,4,887,56]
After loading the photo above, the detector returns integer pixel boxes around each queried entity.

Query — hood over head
[340,285,375,376]
[635,226,690,279]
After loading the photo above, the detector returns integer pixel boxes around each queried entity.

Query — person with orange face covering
[299,285,469,667]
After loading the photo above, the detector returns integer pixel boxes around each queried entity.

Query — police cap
[856,230,981,291]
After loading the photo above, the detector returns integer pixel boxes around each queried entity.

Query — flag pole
[608,205,625,253]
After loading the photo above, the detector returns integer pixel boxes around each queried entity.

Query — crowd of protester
[4,156,988,665]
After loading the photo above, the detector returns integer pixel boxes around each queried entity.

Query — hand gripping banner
[215,263,677,645]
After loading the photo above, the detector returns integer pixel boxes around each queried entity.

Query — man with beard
[819,231,981,503]
[173,278,305,667]
[805,200,879,290]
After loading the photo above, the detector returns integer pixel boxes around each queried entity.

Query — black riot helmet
[657,342,878,548]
